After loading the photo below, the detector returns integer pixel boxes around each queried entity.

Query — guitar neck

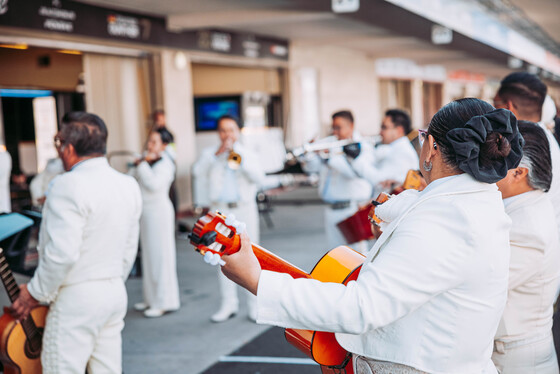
[251,244,311,279]
[0,248,20,303]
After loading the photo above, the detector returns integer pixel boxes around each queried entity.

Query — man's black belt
[330,201,351,210]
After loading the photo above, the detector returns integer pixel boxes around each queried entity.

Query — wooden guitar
[190,213,367,374]
[0,248,47,374]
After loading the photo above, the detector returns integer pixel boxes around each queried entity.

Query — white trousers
[492,333,559,374]
[212,202,259,311]
[324,203,368,253]
[42,278,127,374]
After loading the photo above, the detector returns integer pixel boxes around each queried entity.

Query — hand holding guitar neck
[10,284,38,321]
[222,232,261,295]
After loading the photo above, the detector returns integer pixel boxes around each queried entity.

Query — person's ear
[505,100,517,114]
[512,167,529,181]
[425,134,438,162]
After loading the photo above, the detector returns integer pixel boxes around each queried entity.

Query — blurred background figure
[152,109,166,129]
[301,110,373,253]
[494,121,560,374]
[28,157,64,208]
[0,145,11,213]
[345,109,419,196]
[129,127,180,318]
[192,115,265,322]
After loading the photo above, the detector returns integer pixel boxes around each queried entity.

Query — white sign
[431,25,452,45]
[332,0,359,13]
[33,97,58,173]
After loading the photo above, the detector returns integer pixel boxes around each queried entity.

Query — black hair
[60,111,108,157]
[428,98,511,171]
[153,127,174,145]
[517,121,552,192]
[497,72,547,119]
[216,115,242,129]
[332,110,354,124]
[385,109,412,135]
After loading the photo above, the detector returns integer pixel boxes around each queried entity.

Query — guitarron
[0,247,47,374]
[190,213,366,374]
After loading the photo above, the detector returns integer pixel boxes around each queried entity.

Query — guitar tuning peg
[204,252,226,266]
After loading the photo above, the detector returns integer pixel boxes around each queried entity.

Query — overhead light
[0,43,28,50]
[57,49,82,55]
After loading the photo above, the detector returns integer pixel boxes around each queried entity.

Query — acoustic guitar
[190,213,369,374]
[0,248,47,374]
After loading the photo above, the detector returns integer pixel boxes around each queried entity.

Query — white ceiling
[73,0,558,79]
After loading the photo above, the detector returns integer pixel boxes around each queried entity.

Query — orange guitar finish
[191,213,366,374]
[0,306,47,374]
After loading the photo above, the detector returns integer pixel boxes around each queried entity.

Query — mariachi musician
[192,114,265,323]
[301,110,373,253]
[129,127,180,318]
[343,109,419,197]
[221,99,524,373]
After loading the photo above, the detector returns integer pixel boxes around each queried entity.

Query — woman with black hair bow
[129,127,180,318]
[218,98,524,373]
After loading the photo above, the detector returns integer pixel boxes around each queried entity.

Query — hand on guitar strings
[221,232,262,296]
[10,284,39,321]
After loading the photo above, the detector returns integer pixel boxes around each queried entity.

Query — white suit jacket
[495,190,560,342]
[301,132,373,203]
[350,136,419,188]
[0,150,11,213]
[257,173,511,374]
[28,157,142,303]
[192,142,265,207]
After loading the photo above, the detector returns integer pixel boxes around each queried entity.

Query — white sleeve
[122,181,142,281]
[239,150,265,187]
[28,180,86,302]
[135,159,175,193]
[256,214,468,333]
[192,150,217,206]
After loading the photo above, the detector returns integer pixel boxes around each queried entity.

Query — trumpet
[286,135,381,162]
[227,150,242,170]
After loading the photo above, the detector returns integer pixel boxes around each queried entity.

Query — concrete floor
[122,186,332,374]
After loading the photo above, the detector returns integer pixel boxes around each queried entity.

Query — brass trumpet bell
[228,150,242,170]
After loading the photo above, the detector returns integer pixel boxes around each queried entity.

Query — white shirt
[495,190,560,342]
[28,157,142,303]
[256,174,510,374]
[350,136,419,189]
[302,132,373,203]
[192,142,265,207]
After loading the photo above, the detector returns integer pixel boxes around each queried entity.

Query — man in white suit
[192,115,265,322]
[345,109,419,196]
[301,110,373,252]
[10,112,142,374]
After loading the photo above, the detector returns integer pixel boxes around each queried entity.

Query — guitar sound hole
[24,328,43,359]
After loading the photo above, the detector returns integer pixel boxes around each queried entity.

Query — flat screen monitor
[194,96,241,131]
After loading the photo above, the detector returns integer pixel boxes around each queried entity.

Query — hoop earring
[423,160,432,172]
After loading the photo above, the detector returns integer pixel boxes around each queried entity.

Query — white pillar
[83,54,144,154]
[411,79,424,129]
[160,50,196,209]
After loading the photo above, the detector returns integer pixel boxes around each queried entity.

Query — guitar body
[285,246,364,374]
[0,305,48,374]
[190,213,367,374]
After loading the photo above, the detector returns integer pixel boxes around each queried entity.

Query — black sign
[0,0,289,60]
